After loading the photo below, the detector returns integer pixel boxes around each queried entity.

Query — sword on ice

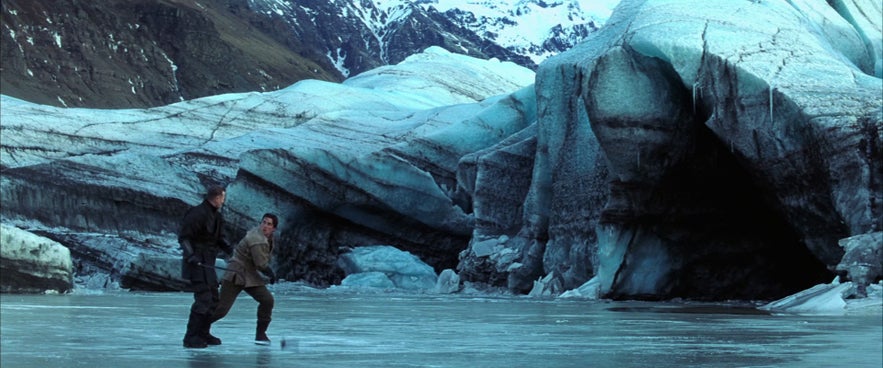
[196,262,233,273]
[196,262,275,284]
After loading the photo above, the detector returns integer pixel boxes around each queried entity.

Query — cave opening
[645,123,834,301]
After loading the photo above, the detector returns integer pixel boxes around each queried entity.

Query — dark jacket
[178,199,228,283]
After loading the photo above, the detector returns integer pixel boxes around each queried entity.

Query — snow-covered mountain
[419,0,618,63]
[241,0,618,72]
[0,0,617,109]
[245,0,617,67]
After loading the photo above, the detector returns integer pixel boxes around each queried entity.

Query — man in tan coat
[210,213,279,345]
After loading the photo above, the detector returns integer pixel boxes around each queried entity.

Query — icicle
[769,85,774,123]
[637,150,640,168]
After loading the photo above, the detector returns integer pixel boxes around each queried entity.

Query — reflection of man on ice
[210,213,279,345]
[178,186,232,349]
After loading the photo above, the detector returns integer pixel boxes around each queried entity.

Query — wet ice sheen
[1,291,880,368]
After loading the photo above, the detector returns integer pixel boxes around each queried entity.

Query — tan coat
[222,227,274,288]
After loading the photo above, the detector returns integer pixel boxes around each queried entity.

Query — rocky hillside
[0,0,562,109]
[0,0,324,108]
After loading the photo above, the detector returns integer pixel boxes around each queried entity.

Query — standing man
[210,213,279,346]
[179,185,232,349]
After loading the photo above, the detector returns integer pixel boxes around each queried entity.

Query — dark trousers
[186,261,220,316]
[183,247,220,316]
[184,274,219,344]
[211,280,274,323]
[189,281,220,316]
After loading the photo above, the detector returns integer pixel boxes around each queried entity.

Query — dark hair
[205,185,226,200]
[263,213,279,228]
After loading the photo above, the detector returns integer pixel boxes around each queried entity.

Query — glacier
[0,0,881,316]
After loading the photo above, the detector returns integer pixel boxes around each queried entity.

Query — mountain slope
[1,0,612,108]
[0,0,339,108]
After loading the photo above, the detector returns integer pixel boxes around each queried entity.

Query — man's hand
[181,240,200,265]
[261,268,277,284]
[218,239,233,256]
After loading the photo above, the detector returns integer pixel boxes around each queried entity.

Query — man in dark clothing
[179,185,233,349]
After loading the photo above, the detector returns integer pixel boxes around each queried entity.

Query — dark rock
[120,253,192,292]
[836,232,883,297]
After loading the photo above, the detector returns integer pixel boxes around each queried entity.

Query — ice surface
[1,290,881,368]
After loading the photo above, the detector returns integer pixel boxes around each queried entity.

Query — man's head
[206,185,226,209]
[260,213,278,238]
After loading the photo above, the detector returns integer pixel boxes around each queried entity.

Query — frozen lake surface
[1,289,881,368]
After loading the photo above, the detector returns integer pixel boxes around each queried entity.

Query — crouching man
[210,213,279,345]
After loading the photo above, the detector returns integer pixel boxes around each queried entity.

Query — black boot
[183,312,208,349]
[202,319,222,346]
[255,320,271,346]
